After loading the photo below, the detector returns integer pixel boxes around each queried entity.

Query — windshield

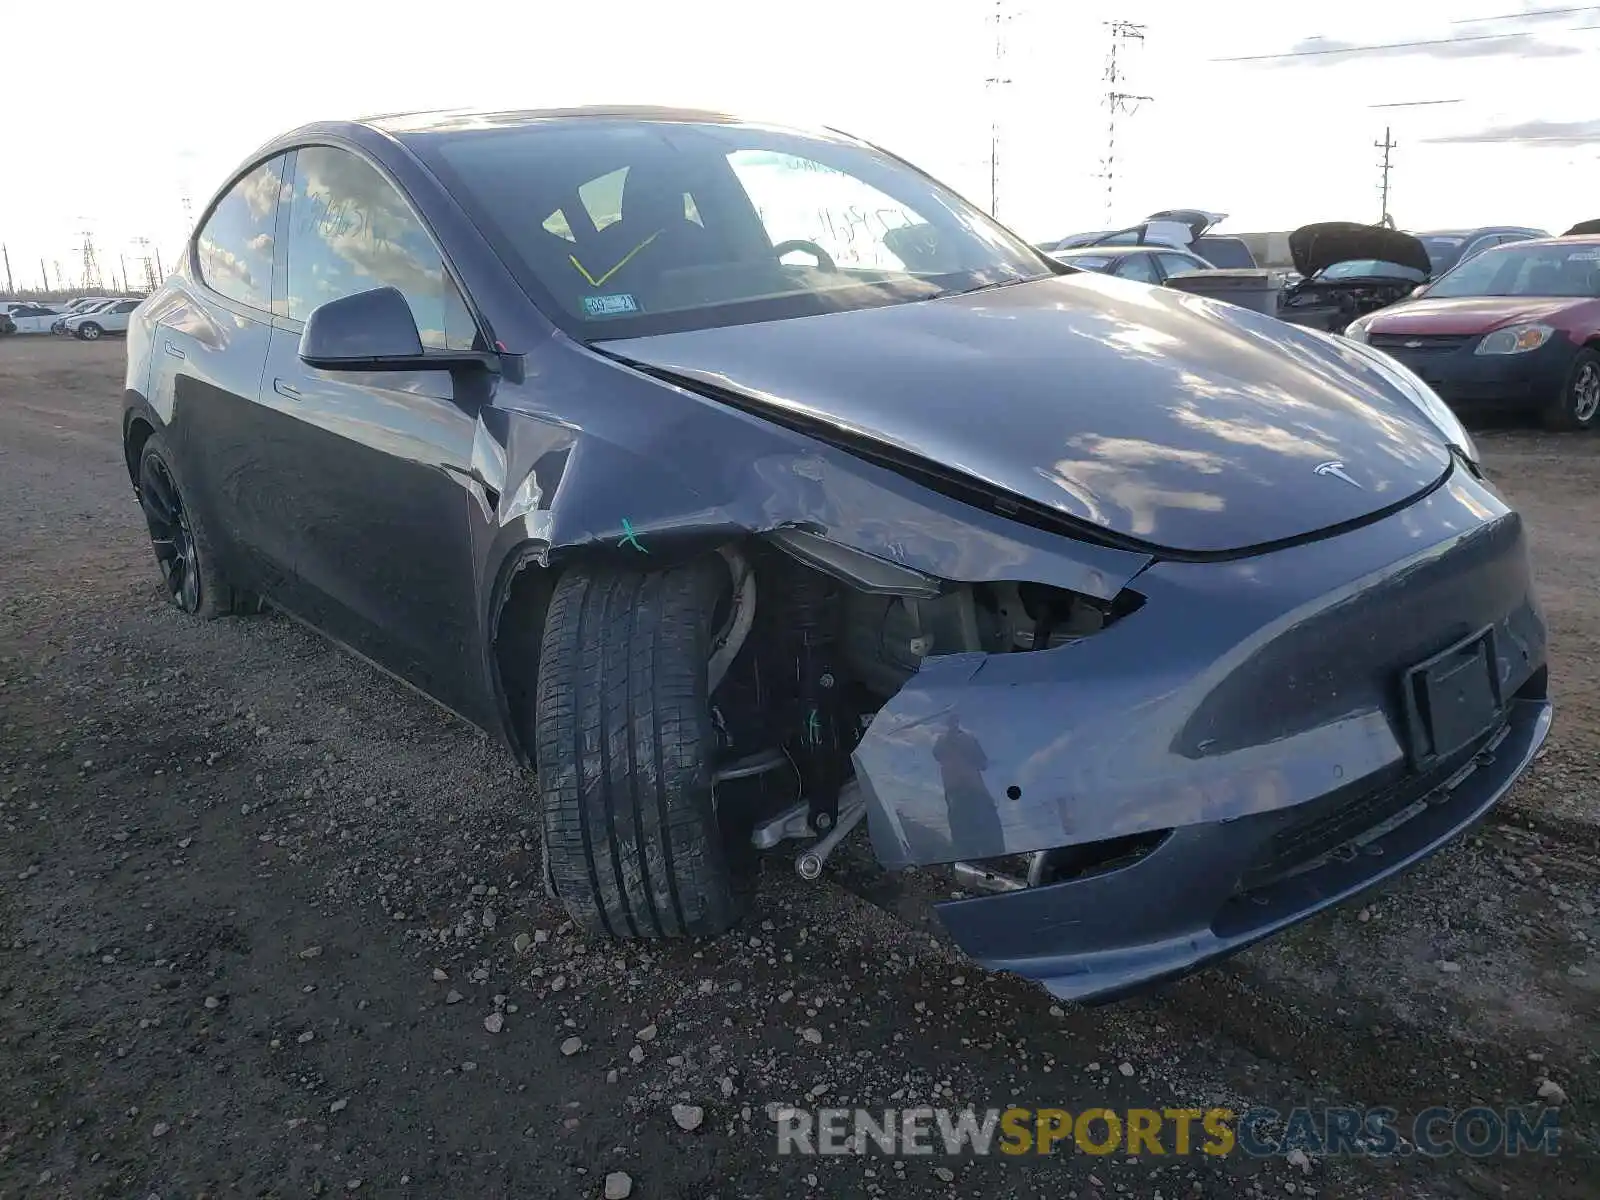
[1425,241,1600,298]
[416,119,1052,339]
[1316,259,1427,282]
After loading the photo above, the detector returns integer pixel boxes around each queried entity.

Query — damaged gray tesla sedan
[123,107,1550,1003]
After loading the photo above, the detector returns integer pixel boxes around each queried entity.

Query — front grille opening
[1045,830,1169,884]
[1367,333,1477,353]
[1236,717,1509,895]
[952,830,1170,895]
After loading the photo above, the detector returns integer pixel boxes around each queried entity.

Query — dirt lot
[1,336,1596,1199]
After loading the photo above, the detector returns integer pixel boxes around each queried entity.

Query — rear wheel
[136,432,247,618]
[533,559,742,938]
[77,322,103,341]
[1543,348,1600,431]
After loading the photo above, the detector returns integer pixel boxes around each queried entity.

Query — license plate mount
[1402,627,1503,770]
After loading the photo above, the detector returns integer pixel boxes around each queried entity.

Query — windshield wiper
[956,273,1044,297]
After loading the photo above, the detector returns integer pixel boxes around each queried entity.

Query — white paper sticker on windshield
[1566,251,1600,260]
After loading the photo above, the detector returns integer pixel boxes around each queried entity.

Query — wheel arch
[484,533,745,767]
[123,412,158,489]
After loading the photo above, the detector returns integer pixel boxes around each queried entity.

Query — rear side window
[1114,254,1161,284]
[283,145,478,351]
[197,156,288,312]
[1156,252,1206,277]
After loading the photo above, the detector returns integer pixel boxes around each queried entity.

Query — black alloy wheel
[139,450,203,613]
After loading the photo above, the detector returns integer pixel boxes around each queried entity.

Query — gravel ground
[1,336,1596,1198]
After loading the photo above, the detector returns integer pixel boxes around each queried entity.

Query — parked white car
[1,302,67,334]
[51,299,113,333]
[59,297,141,340]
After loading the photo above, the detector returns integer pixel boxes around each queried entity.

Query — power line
[1369,98,1463,108]
[1451,5,1599,23]
[1213,24,1598,62]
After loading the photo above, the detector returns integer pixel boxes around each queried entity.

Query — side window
[284,145,478,351]
[1115,254,1162,284]
[112,301,140,314]
[196,155,288,312]
[1155,252,1204,278]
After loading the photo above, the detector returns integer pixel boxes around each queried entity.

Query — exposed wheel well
[491,550,556,765]
[124,417,156,487]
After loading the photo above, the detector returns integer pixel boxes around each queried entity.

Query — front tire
[77,322,103,341]
[533,559,742,939]
[136,432,244,619]
[1543,347,1600,431]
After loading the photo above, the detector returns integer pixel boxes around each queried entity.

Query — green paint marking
[619,518,649,554]
[805,708,822,746]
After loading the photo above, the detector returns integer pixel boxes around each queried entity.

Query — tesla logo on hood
[1314,460,1363,489]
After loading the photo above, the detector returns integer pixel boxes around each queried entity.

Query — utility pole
[1100,20,1153,223]
[41,258,49,292]
[2,243,12,295]
[1375,126,1398,227]
[985,0,1014,220]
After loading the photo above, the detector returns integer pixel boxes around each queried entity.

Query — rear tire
[533,559,742,938]
[1542,348,1600,431]
[77,322,103,341]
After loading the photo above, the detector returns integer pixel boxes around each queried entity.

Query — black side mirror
[299,286,498,373]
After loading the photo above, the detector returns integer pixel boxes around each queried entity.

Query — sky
[3,0,1598,294]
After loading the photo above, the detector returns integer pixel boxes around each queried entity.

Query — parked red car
[1344,236,1600,430]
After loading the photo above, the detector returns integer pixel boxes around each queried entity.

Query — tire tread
[533,560,739,939]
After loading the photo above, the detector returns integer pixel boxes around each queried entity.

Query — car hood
[1290,222,1432,278]
[603,274,1453,555]
[1366,295,1589,336]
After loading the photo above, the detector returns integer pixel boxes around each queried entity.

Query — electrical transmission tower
[1375,126,1398,227]
[134,237,161,291]
[76,229,103,290]
[1099,20,1153,223]
[985,0,1015,220]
